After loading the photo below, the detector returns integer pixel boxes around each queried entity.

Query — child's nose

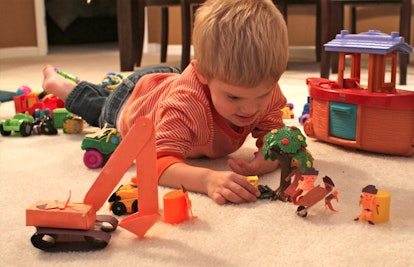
[240,103,258,115]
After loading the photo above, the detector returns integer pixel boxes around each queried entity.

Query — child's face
[207,78,274,128]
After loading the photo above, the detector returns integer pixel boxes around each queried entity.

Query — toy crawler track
[30,215,118,252]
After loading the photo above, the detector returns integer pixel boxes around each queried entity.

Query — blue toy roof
[324,30,413,55]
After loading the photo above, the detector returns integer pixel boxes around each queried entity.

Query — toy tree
[263,126,313,200]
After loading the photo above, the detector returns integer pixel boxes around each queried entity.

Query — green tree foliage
[263,126,313,172]
[262,126,313,198]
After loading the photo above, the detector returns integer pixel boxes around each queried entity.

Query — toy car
[32,108,58,135]
[81,126,121,169]
[0,112,34,137]
[63,115,85,134]
[257,184,277,200]
[14,93,64,116]
[108,183,138,216]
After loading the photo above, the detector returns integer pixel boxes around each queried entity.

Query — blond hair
[193,0,288,87]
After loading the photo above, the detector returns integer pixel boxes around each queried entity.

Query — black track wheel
[31,233,56,250]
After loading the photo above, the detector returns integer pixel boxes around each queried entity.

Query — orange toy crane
[26,117,160,251]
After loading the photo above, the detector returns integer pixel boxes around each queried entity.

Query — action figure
[354,185,379,225]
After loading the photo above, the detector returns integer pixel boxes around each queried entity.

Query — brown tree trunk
[273,152,295,200]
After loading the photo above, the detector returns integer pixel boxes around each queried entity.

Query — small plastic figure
[294,167,318,202]
[284,168,339,217]
[354,185,379,225]
[323,176,338,212]
[246,175,259,188]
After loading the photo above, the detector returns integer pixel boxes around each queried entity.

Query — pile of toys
[1,68,126,138]
[259,125,390,225]
[22,30,412,252]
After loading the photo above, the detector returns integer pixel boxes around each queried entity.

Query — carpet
[0,44,413,266]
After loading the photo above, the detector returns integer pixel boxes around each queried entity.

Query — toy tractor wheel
[20,122,33,137]
[132,200,138,213]
[31,233,57,250]
[83,149,104,169]
[0,124,11,136]
[41,120,58,135]
[111,201,127,216]
[296,206,308,218]
[303,119,314,137]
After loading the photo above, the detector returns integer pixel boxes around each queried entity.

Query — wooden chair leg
[320,0,331,78]
[315,1,321,62]
[160,7,169,63]
[117,0,139,71]
[135,0,146,68]
[399,0,411,85]
[181,0,191,70]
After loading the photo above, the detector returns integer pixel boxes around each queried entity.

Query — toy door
[329,102,357,140]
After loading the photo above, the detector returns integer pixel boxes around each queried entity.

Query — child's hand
[205,171,260,205]
[228,151,279,176]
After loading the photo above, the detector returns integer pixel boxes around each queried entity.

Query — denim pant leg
[98,65,182,128]
[65,81,110,127]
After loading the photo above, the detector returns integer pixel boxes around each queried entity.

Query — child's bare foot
[42,65,76,101]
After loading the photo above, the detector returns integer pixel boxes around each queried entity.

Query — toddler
[43,0,289,205]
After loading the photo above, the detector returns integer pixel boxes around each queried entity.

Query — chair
[274,0,322,61]
[320,0,411,85]
[117,0,179,71]
[180,0,205,69]
[117,0,204,71]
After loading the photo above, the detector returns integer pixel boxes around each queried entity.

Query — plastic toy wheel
[83,149,104,169]
[303,119,314,137]
[132,200,138,213]
[111,201,127,216]
[296,206,308,217]
[299,114,310,125]
[31,233,57,250]
[20,122,33,137]
[84,236,108,249]
[0,124,11,136]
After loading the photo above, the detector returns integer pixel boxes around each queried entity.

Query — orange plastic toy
[26,117,160,251]
[163,189,190,224]
[304,30,414,156]
[84,117,160,238]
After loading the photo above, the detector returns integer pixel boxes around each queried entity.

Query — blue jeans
[65,66,181,128]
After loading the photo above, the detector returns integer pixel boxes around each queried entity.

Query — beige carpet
[1,43,413,266]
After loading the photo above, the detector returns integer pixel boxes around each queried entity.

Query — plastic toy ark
[304,30,414,156]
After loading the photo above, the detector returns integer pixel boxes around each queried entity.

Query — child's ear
[191,60,208,85]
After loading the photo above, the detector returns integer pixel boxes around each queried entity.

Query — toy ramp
[84,117,159,237]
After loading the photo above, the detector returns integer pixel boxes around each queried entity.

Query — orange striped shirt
[119,65,286,178]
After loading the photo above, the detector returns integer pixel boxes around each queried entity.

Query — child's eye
[227,95,239,100]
